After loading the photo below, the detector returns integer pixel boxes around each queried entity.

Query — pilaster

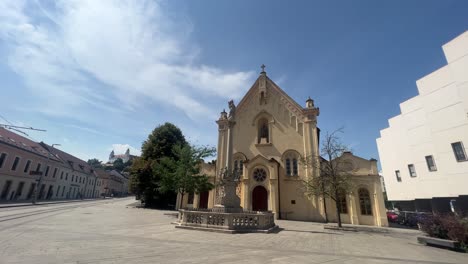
[269,180,279,219]
[348,192,360,225]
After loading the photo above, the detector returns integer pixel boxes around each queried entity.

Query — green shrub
[420,213,468,249]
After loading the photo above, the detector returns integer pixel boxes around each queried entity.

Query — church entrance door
[199,191,209,209]
[252,186,268,211]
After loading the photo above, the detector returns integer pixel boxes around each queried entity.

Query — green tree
[302,129,353,228]
[131,123,188,208]
[113,158,125,171]
[87,158,103,168]
[129,157,153,200]
[157,144,216,209]
[142,122,187,160]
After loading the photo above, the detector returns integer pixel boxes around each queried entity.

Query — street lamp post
[33,143,61,205]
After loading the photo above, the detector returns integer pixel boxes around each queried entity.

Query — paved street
[0,198,466,264]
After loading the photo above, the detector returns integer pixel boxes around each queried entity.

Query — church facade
[177,68,388,227]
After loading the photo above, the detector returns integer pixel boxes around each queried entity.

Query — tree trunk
[321,180,328,223]
[323,195,329,223]
[334,190,342,228]
[179,193,184,210]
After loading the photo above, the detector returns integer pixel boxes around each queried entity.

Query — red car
[387,211,399,222]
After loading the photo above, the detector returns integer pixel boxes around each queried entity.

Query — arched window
[358,188,372,215]
[285,158,291,176]
[292,158,298,176]
[337,189,347,214]
[258,118,269,144]
[284,152,299,176]
[234,159,244,176]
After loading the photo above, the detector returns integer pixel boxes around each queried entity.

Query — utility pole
[32,143,60,205]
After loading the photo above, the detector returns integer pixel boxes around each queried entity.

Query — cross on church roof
[260,64,266,74]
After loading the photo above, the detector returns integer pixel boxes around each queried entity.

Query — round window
[253,168,267,182]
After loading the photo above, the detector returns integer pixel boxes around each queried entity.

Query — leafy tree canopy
[87,158,103,168]
[131,122,189,208]
[157,144,216,208]
[113,158,125,171]
[141,122,187,161]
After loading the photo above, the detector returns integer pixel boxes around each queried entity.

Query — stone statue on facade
[228,100,236,120]
[215,167,241,211]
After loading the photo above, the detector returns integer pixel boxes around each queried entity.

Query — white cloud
[111,144,141,156]
[0,0,254,121]
[64,124,108,137]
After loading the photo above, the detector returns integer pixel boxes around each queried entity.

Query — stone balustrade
[177,209,276,233]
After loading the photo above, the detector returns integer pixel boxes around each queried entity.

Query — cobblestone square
[0,198,466,264]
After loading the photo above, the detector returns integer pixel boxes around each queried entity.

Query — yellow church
[176,66,388,227]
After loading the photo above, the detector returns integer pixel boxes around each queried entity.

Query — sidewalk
[0,198,111,209]
[323,222,421,234]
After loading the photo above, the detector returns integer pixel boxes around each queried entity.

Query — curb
[0,198,111,209]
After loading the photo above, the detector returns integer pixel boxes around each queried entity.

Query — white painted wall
[377,31,468,201]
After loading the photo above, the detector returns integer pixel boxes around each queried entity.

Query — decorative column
[302,97,322,218]
[302,97,320,179]
[214,101,241,212]
[216,110,229,176]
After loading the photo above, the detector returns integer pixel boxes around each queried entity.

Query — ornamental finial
[260,64,266,74]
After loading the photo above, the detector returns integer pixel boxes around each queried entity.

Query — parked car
[386,211,399,222]
[397,211,431,227]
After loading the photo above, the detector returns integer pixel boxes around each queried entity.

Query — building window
[358,188,372,215]
[425,155,437,171]
[285,158,299,176]
[253,168,267,182]
[408,164,416,177]
[27,183,36,200]
[337,189,347,214]
[257,118,269,144]
[66,173,68,180]
[187,192,194,205]
[60,171,64,179]
[1,180,12,200]
[24,160,31,173]
[56,186,61,197]
[395,170,401,182]
[0,153,7,169]
[38,184,45,199]
[11,157,20,171]
[45,166,50,177]
[292,158,298,176]
[285,158,291,176]
[35,163,41,172]
[284,152,299,176]
[72,175,74,182]
[234,159,244,177]
[53,168,58,178]
[16,182,25,199]
[451,142,467,162]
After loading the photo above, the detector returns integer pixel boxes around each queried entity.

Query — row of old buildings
[0,127,129,202]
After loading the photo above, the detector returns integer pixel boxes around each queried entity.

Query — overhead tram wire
[0,115,46,141]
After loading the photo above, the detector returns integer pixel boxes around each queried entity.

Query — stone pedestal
[214,180,241,212]
[176,209,277,234]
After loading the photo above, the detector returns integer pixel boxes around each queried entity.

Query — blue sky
[0,0,467,164]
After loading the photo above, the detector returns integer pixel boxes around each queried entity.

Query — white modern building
[377,31,468,213]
